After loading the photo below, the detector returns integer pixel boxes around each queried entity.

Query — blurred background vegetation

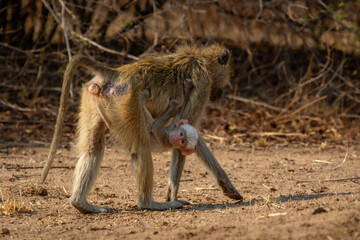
[0,0,359,146]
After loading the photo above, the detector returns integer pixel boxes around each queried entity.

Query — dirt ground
[0,140,359,239]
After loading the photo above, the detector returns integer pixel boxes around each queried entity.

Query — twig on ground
[313,160,332,164]
[203,134,225,144]
[333,141,349,170]
[293,176,360,183]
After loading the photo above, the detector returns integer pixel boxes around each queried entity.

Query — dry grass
[0,188,30,215]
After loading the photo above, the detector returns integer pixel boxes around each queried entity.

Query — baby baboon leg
[68,92,110,214]
[96,101,112,129]
[153,99,178,128]
[166,148,189,205]
[195,136,243,201]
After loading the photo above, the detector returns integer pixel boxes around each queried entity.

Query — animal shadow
[182,192,352,211]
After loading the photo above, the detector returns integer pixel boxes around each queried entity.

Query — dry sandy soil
[1,140,359,239]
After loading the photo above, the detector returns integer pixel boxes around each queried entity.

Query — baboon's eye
[218,49,229,65]
[180,131,184,137]
[181,139,185,145]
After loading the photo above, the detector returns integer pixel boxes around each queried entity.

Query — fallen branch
[0,97,33,112]
[293,176,360,183]
[234,132,307,137]
[274,96,327,121]
[0,97,56,116]
[226,95,287,112]
[203,134,225,144]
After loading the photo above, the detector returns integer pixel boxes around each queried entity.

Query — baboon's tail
[40,55,118,183]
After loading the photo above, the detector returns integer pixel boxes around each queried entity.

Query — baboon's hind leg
[68,92,110,214]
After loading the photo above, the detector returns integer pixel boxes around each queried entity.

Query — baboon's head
[206,44,234,101]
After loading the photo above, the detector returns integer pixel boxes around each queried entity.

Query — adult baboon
[41,44,242,213]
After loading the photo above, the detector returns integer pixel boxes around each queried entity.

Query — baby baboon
[142,91,199,156]
[41,44,242,214]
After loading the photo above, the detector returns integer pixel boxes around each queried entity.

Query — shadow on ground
[179,192,353,211]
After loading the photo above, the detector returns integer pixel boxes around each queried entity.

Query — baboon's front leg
[195,136,243,200]
[122,91,183,211]
[166,148,190,205]
[131,135,184,210]
[167,136,243,202]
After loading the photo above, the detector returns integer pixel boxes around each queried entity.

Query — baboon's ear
[218,49,229,65]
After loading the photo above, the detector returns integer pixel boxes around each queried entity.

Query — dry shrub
[0,188,30,215]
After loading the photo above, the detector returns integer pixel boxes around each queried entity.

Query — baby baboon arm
[180,71,211,125]
[151,99,178,149]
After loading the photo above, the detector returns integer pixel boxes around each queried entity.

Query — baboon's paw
[224,190,243,201]
[70,199,112,214]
